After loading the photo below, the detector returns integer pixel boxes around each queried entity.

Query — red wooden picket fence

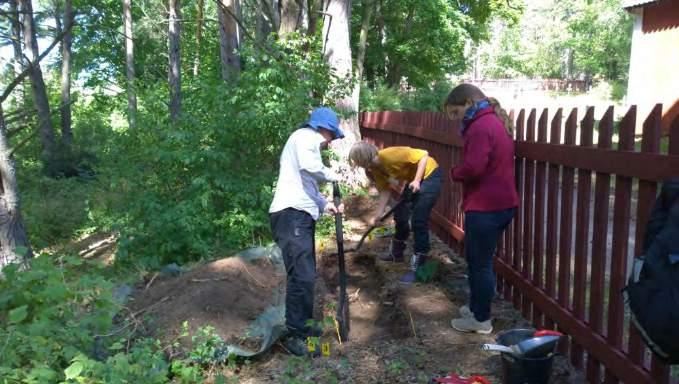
[359,105,679,384]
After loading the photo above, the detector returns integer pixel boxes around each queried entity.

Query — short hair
[348,141,378,168]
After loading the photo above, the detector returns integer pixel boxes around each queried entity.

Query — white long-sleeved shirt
[269,128,336,220]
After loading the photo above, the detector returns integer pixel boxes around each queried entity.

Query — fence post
[513,110,526,309]
[571,107,595,369]
[522,109,537,320]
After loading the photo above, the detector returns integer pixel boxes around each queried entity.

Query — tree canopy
[475,0,632,87]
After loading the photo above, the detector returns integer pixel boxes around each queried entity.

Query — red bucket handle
[534,329,564,337]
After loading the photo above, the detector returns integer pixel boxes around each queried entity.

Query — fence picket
[587,106,614,383]
[571,107,595,370]
[522,109,537,320]
[513,110,526,308]
[544,109,562,330]
[557,108,577,357]
[532,109,549,328]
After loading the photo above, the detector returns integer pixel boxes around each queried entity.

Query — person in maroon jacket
[444,84,519,334]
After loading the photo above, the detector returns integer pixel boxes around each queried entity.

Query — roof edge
[622,0,660,9]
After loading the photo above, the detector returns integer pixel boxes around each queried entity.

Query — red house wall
[643,0,679,33]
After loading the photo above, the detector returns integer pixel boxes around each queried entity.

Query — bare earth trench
[127,194,584,383]
[228,195,584,384]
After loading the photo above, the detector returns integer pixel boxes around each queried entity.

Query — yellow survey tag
[306,337,316,352]
[321,343,330,357]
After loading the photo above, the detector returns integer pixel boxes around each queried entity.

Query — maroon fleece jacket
[451,107,519,212]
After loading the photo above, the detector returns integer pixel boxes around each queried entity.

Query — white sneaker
[459,305,473,318]
[450,317,493,334]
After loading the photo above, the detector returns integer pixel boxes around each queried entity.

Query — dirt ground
[129,256,285,353]
[237,195,584,383]
[129,194,584,383]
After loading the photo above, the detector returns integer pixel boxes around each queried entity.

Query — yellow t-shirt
[368,147,439,191]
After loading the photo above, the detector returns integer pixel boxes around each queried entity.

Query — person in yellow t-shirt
[348,141,442,284]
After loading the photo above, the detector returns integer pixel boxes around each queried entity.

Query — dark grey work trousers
[270,208,316,337]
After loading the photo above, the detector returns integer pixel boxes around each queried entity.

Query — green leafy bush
[0,255,235,383]
[400,80,453,112]
[360,79,453,113]
[19,175,98,250]
[359,82,401,112]
[0,256,119,382]
[98,34,350,267]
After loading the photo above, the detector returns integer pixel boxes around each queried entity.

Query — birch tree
[168,0,181,121]
[279,0,302,37]
[217,0,241,82]
[123,0,137,127]
[0,105,32,271]
[193,0,204,76]
[322,0,363,185]
[55,0,74,145]
[8,0,24,102]
[18,0,56,163]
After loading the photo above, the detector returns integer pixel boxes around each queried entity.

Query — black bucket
[496,329,555,384]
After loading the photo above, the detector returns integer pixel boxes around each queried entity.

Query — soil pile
[130,255,285,351]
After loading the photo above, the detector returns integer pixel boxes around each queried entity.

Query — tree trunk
[386,8,412,88]
[218,0,241,82]
[306,0,322,37]
[373,0,385,84]
[259,0,280,35]
[256,0,272,41]
[355,0,373,83]
[9,0,24,102]
[168,0,181,121]
[0,105,32,271]
[19,0,56,164]
[279,0,302,37]
[59,0,73,146]
[322,0,363,186]
[193,0,204,76]
[123,0,137,127]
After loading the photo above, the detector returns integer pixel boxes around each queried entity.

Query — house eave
[622,0,660,10]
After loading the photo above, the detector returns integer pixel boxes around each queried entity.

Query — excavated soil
[129,256,284,351]
[128,193,584,383]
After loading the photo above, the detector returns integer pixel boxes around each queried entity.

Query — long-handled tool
[333,181,350,342]
[344,187,413,254]
[482,334,562,358]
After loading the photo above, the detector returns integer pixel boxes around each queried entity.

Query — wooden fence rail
[359,105,679,384]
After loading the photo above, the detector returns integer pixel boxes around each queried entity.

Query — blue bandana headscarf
[460,99,490,134]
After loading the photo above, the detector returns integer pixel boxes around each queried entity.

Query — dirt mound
[129,255,285,351]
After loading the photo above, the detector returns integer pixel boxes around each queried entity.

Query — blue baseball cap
[300,107,344,139]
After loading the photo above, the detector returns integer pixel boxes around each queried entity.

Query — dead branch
[131,296,170,318]
[408,310,418,339]
[8,129,36,157]
[1,21,74,104]
[144,272,160,291]
[190,277,228,283]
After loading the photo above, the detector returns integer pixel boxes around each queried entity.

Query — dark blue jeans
[393,167,443,254]
[270,208,316,338]
[464,207,516,322]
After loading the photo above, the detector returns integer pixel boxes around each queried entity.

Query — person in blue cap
[269,106,345,356]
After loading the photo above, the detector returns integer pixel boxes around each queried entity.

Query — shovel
[482,335,561,358]
[344,187,413,254]
[333,182,350,342]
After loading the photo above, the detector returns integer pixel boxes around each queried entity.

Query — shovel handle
[332,181,341,207]
[481,344,516,354]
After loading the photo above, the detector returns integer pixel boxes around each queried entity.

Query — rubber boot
[379,239,406,262]
[399,252,427,284]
